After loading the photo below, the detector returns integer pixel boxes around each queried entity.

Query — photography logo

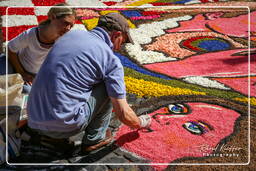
[197,144,243,158]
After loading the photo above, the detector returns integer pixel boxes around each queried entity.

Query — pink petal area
[213,77,256,96]
[76,9,100,19]
[167,14,210,33]
[143,49,256,78]
[145,32,245,59]
[115,103,240,170]
[130,15,160,20]
[167,12,256,39]
[207,11,256,38]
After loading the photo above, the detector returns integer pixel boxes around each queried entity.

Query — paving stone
[68,155,85,163]
[127,93,144,106]
[69,142,117,163]
[51,159,70,163]
[138,165,156,171]
[113,148,147,163]
[84,165,108,171]
[96,152,122,163]
[107,164,137,170]
[73,168,88,171]
[101,155,132,169]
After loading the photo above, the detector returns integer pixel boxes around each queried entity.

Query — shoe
[82,129,113,152]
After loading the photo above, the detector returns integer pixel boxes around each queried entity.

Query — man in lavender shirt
[27,13,151,152]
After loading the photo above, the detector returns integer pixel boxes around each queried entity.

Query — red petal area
[0,7,8,15]
[181,36,215,51]
[150,2,170,6]
[5,7,35,15]
[31,0,65,6]
[103,2,117,6]
[75,20,83,24]
[2,25,36,41]
[182,40,201,51]
[142,11,166,16]
[37,15,48,23]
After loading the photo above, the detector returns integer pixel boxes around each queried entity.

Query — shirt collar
[90,27,113,49]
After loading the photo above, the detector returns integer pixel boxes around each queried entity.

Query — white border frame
[4,5,251,167]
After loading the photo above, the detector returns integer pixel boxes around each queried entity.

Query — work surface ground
[1,107,154,171]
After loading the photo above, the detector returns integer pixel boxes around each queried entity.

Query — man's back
[27,28,126,132]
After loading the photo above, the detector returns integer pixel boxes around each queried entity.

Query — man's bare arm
[110,97,141,129]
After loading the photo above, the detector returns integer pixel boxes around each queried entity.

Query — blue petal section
[115,53,171,80]
[121,10,142,18]
[198,40,230,52]
[174,0,193,4]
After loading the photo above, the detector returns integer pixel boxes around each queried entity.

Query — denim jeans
[0,53,31,94]
[32,82,113,146]
[0,53,14,75]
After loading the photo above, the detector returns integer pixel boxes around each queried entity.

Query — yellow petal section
[99,10,119,15]
[233,97,256,106]
[127,19,136,28]
[127,0,158,7]
[125,76,205,97]
[82,18,99,30]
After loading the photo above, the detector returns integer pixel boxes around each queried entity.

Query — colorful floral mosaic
[78,7,254,170]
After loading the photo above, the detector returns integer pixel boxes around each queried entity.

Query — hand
[139,114,151,128]
[21,72,34,85]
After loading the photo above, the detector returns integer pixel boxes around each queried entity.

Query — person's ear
[110,31,121,41]
[111,31,123,51]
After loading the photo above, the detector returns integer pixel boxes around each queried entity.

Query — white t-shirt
[8,27,52,74]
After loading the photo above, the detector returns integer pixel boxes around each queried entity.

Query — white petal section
[34,7,50,16]
[195,105,222,110]
[185,0,202,5]
[139,4,154,7]
[124,15,192,64]
[66,0,106,7]
[125,43,176,64]
[71,24,87,31]
[182,76,231,90]
[2,15,38,27]
[0,0,34,6]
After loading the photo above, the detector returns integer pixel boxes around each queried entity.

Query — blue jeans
[0,53,31,94]
[33,83,113,146]
[0,53,14,75]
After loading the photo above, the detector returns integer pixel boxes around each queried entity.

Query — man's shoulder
[61,30,93,43]
[67,29,88,36]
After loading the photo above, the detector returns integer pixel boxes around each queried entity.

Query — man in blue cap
[27,13,151,152]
